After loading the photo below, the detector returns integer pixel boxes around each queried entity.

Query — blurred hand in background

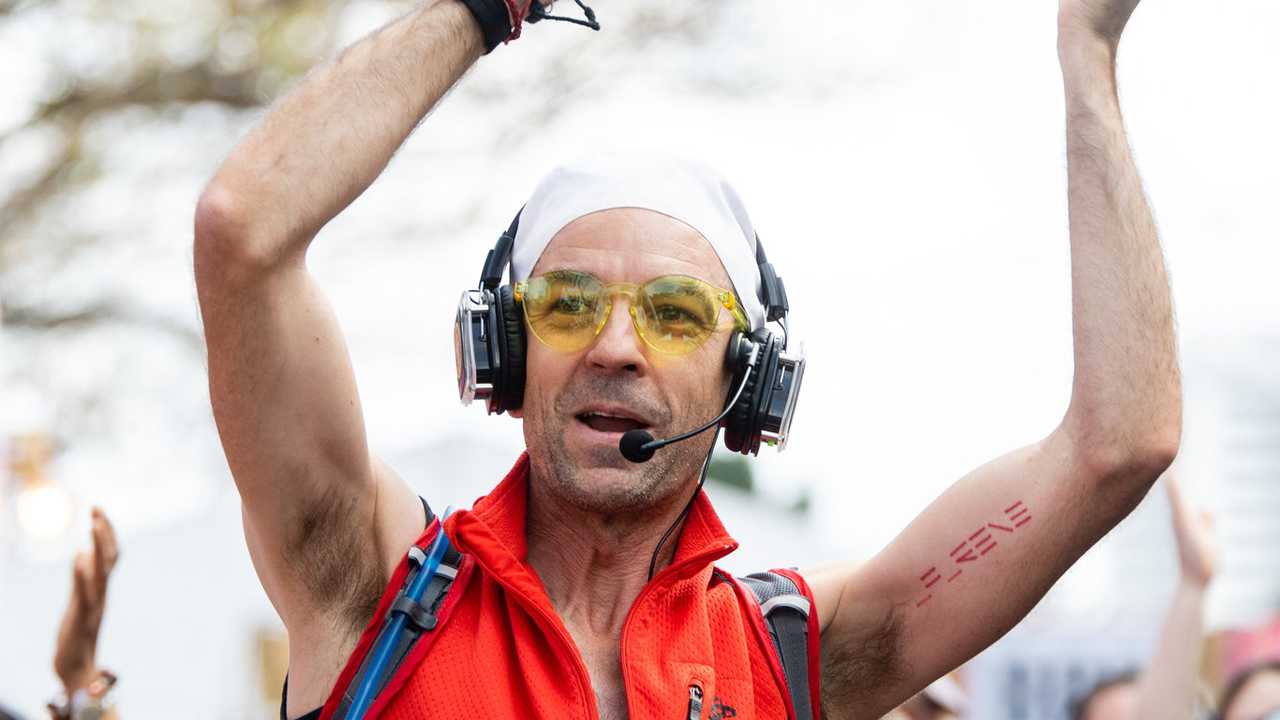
[1120,475,1217,720]
[1073,475,1218,720]
[1168,475,1217,590]
[50,508,120,719]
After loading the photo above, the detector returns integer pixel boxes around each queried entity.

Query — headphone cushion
[496,285,526,412]
[724,331,770,455]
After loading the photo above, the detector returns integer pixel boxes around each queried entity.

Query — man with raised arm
[193,0,1181,718]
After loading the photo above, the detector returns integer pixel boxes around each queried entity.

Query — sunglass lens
[524,270,604,352]
[637,276,720,354]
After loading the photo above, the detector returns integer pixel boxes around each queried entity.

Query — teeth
[581,411,633,421]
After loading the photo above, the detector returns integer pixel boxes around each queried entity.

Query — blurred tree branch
[0,0,337,318]
[0,60,262,242]
[39,64,263,119]
[0,131,78,244]
[0,0,50,16]
[1,298,203,350]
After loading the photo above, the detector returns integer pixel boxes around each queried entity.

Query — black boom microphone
[618,345,759,463]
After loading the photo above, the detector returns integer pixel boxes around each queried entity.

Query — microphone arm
[619,342,759,463]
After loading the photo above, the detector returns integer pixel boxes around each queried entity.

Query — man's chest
[570,630,629,720]
[377,567,791,719]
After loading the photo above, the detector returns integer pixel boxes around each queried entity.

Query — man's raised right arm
[192,0,485,633]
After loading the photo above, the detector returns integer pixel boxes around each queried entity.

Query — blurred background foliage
[0,0,738,468]
[3,0,328,260]
[2,0,349,474]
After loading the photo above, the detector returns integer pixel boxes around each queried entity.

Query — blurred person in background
[1072,672,1140,720]
[45,508,120,720]
[193,0,1183,718]
[1068,476,1217,720]
[1217,661,1280,720]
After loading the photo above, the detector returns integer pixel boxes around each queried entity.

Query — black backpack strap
[332,538,463,718]
[739,570,814,720]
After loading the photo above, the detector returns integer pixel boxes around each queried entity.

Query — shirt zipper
[686,684,704,720]
[618,541,735,718]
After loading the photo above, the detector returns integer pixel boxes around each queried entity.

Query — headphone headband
[754,234,790,324]
[478,209,522,291]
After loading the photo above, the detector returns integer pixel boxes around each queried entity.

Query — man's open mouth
[574,411,648,434]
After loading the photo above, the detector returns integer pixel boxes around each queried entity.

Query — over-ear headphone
[454,208,806,455]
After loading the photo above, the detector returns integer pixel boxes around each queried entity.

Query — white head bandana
[510,154,766,331]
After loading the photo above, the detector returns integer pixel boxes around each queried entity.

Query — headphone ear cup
[495,285,526,413]
[722,331,762,455]
[723,331,783,456]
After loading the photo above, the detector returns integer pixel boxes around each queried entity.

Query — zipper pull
[686,684,704,720]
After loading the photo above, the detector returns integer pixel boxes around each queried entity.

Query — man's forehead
[530,208,733,287]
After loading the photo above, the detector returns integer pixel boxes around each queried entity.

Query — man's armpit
[820,604,909,720]
[284,483,388,633]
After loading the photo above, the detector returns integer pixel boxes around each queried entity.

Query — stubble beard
[526,379,720,518]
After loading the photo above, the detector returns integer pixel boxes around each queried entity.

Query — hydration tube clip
[390,533,461,631]
[390,594,439,631]
[407,546,427,567]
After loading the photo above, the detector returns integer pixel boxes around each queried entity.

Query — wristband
[47,670,117,720]
[457,0,525,54]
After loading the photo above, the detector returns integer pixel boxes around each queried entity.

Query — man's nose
[582,298,647,373]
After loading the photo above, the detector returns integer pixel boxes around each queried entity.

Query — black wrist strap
[458,0,513,54]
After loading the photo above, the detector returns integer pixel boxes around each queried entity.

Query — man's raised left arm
[805,2,1181,718]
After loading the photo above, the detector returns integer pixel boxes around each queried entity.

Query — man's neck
[523,476,691,638]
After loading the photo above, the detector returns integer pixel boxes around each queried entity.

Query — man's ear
[509,407,523,419]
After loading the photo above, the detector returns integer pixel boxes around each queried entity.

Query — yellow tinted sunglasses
[513,270,750,355]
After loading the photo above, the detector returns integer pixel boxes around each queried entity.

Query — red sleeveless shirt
[319,453,821,719]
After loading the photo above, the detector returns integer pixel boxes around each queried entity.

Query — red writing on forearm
[914,499,1033,609]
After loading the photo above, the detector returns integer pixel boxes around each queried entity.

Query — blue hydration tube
[343,506,455,719]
